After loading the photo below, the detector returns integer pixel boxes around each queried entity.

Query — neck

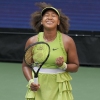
[43,30,57,42]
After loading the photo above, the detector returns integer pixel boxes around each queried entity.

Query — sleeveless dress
[25,31,73,100]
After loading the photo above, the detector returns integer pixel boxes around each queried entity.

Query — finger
[57,57,63,63]
[59,56,64,61]
[56,60,62,66]
[30,86,38,91]
[57,56,63,61]
[55,57,64,66]
[30,83,40,91]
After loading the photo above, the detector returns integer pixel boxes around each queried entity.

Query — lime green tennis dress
[25,31,73,100]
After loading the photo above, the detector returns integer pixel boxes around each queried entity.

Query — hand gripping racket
[24,42,50,84]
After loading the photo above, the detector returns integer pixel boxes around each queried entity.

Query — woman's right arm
[22,35,40,91]
[22,61,33,81]
[22,35,37,81]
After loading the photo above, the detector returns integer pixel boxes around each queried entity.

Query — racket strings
[33,44,49,64]
[25,47,33,65]
[25,43,49,67]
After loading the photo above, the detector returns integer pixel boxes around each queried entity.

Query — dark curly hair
[31,2,70,34]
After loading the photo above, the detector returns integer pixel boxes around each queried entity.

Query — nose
[47,15,53,19]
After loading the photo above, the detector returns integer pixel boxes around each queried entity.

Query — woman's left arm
[65,36,79,72]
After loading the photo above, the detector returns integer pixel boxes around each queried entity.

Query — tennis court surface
[0,62,100,100]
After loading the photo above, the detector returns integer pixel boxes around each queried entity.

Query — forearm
[66,63,79,72]
[22,64,33,81]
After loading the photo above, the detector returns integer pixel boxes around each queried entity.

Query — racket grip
[34,77,38,84]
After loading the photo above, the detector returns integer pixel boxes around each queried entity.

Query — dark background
[0,0,100,66]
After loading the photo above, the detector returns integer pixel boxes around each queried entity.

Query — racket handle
[34,77,38,84]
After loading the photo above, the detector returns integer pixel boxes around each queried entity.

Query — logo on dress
[52,48,58,51]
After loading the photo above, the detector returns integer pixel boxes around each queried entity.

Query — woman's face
[41,10,60,30]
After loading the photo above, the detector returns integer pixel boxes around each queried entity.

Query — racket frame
[24,41,50,78]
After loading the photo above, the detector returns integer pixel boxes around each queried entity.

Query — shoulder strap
[58,31,66,56]
[38,32,44,42]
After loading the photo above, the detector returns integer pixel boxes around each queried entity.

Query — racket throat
[34,74,38,78]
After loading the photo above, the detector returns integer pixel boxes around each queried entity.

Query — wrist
[59,62,67,71]
[28,79,34,86]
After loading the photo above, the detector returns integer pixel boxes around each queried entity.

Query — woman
[22,2,79,100]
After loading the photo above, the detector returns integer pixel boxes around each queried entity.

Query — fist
[30,83,40,91]
[55,56,64,67]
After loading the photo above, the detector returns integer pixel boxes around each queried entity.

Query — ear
[58,20,60,25]
[41,22,42,24]
[41,20,43,25]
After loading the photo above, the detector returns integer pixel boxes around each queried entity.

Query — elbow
[70,63,79,73]
[74,63,79,72]
[74,67,78,72]
[75,63,79,72]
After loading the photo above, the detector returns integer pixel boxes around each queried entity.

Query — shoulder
[61,33,76,51]
[25,34,38,48]
[62,33,75,44]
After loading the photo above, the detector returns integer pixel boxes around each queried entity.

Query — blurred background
[0,0,100,65]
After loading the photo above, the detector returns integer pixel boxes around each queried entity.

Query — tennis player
[22,2,79,100]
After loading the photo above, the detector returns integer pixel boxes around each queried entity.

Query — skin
[22,10,79,91]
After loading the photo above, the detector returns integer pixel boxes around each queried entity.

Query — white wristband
[59,62,67,71]
[28,79,34,86]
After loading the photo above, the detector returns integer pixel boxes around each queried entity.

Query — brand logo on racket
[37,46,43,50]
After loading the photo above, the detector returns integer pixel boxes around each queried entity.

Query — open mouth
[46,21,53,24]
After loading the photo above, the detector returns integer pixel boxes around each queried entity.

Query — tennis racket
[24,41,50,84]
